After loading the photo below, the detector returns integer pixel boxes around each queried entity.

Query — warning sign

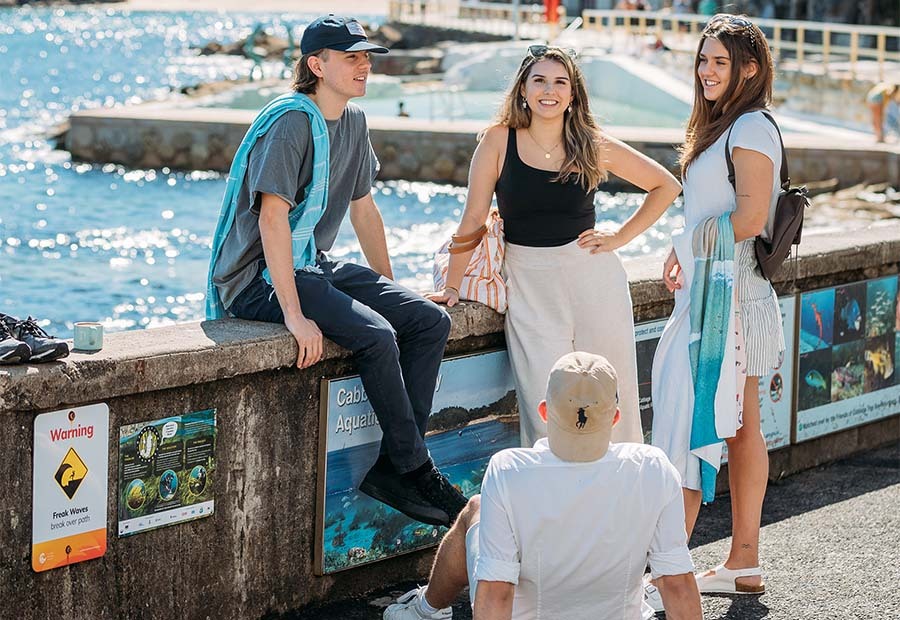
[55,448,88,500]
[32,403,109,572]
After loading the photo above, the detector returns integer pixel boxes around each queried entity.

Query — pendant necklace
[527,128,561,159]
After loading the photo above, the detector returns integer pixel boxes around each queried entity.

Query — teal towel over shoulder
[688,214,735,502]
[206,92,330,320]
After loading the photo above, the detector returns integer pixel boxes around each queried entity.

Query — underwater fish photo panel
[833,283,866,345]
[866,276,897,339]
[831,341,865,402]
[796,275,900,442]
[799,288,835,353]
[798,348,833,411]
[314,350,518,575]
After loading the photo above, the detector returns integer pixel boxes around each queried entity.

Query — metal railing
[582,10,900,81]
[387,0,566,40]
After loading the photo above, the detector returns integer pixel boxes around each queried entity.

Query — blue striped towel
[688,214,735,502]
[206,92,330,320]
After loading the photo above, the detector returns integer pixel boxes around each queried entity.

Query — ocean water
[0,7,683,339]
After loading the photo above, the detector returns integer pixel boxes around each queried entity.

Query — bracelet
[445,286,460,297]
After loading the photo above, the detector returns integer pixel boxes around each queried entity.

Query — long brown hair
[291,49,328,94]
[493,47,607,191]
[680,14,774,176]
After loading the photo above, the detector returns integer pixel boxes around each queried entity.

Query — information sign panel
[32,403,109,572]
[316,350,518,574]
[634,296,795,452]
[796,276,900,441]
[118,409,216,536]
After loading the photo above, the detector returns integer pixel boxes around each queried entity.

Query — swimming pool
[203,83,690,128]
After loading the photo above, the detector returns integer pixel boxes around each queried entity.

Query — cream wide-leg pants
[503,240,643,448]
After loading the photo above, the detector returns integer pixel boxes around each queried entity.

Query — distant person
[652,35,672,52]
[650,14,784,611]
[543,0,561,24]
[398,100,410,118]
[866,82,900,143]
[673,0,693,14]
[428,45,681,449]
[207,15,466,527]
[698,0,717,16]
[383,352,702,620]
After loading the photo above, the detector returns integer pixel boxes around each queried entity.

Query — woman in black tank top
[428,46,682,449]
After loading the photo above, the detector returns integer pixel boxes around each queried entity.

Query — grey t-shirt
[212,101,379,310]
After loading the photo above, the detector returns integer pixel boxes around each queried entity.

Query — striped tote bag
[433,209,507,313]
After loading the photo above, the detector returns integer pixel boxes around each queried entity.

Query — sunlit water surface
[0,8,682,338]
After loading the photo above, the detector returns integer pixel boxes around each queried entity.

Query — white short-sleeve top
[473,440,694,620]
[682,111,782,240]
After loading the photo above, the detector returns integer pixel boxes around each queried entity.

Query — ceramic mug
[73,322,103,352]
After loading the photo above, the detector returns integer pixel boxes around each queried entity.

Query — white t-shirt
[474,440,694,620]
[682,111,782,239]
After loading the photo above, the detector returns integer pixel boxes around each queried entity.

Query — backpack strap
[725,111,790,192]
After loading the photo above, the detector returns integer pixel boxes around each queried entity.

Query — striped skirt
[735,239,785,376]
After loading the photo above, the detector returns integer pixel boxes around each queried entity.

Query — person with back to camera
[648,14,786,612]
[866,82,900,143]
[206,14,467,528]
[383,352,703,620]
[428,45,682,450]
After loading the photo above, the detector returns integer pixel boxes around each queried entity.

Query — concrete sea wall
[2,225,900,620]
[62,109,900,187]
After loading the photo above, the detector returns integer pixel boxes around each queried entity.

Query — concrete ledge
[62,108,900,186]
[0,300,503,414]
[2,224,899,620]
[4,225,900,415]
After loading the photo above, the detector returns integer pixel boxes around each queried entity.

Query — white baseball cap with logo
[543,351,620,462]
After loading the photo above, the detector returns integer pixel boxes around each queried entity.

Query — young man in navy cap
[208,15,467,526]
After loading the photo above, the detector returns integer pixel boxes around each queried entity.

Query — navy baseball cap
[300,15,389,55]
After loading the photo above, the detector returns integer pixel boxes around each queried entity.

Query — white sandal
[696,564,766,594]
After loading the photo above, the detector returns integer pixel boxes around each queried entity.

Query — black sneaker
[0,319,30,365]
[359,465,451,527]
[0,314,69,362]
[412,464,468,527]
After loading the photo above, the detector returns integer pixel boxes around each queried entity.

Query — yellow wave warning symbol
[54,447,88,500]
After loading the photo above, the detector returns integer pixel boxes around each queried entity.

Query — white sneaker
[384,587,453,620]
[643,576,664,614]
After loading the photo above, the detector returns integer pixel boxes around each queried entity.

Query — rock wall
[61,110,900,188]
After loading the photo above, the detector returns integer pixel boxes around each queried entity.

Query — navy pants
[229,258,450,474]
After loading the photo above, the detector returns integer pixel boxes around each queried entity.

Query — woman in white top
[651,14,785,596]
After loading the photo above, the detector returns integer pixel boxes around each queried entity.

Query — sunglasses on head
[710,13,752,27]
[527,44,578,59]
[704,14,758,47]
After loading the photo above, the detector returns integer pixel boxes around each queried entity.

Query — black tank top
[495,128,597,247]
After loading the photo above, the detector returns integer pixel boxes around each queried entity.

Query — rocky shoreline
[806,182,900,229]
[195,21,507,76]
